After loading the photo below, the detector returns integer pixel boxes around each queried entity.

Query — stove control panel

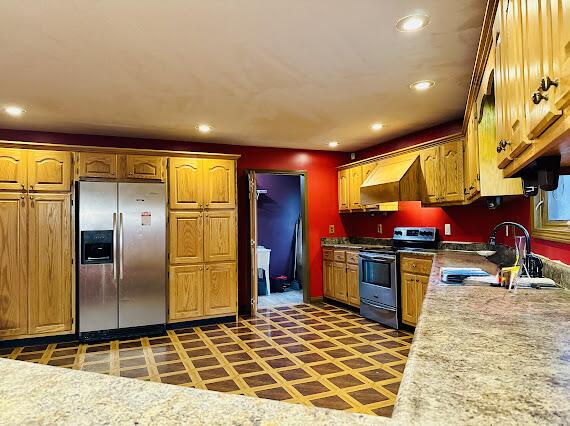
[393,227,438,242]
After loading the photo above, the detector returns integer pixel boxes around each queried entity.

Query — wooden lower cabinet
[323,249,360,307]
[169,265,204,320]
[169,211,204,264]
[323,260,334,298]
[333,262,348,302]
[400,254,433,327]
[0,193,27,337]
[204,262,237,316]
[347,263,360,306]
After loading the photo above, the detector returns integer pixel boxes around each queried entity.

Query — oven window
[361,260,392,288]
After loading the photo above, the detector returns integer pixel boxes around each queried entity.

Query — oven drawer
[359,281,396,308]
[400,255,433,275]
[323,248,334,261]
[360,301,398,329]
[334,250,346,262]
[346,251,359,265]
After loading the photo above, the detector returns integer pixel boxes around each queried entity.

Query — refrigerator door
[78,181,119,333]
[118,183,166,328]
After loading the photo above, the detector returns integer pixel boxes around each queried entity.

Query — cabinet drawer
[333,250,346,262]
[400,255,433,275]
[323,249,334,261]
[346,251,359,265]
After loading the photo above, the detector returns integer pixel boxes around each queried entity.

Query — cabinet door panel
[416,275,429,321]
[169,212,203,264]
[203,159,235,209]
[0,149,27,191]
[420,148,440,203]
[552,0,570,110]
[204,262,236,316]
[0,193,27,337]
[439,141,465,203]
[78,152,117,179]
[28,150,71,192]
[204,210,236,262]
[495,25,514,168]
[347,263,359,307]
[349,167,363,210]
[333,263,347,302]
[401,272,418,326]
[168,265,204,321]
[338,169,350,211]
[169,158,203,209]
[28,193,72,335]
[123,155,164,180]
[323,260,334,298]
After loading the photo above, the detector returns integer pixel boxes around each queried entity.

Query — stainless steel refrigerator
[77,181,166,341]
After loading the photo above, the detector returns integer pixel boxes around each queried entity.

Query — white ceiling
[0,1,485,151]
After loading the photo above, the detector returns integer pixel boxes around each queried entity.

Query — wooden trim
[0,139,240,160]
[310,296,324,304]
[462,0,500,134]
[337,133,463,170]
[530,192,570,244]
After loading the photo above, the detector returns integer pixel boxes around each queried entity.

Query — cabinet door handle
[539,76,559,92]
[532,91,548,105]
[496,139,511,153]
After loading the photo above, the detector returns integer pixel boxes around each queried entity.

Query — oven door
[359,253,397,308]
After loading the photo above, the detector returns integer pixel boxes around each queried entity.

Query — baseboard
[310,296,324,303]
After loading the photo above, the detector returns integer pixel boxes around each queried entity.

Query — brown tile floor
[0,303,413,417]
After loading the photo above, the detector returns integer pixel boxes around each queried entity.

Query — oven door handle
[359,254,396,262]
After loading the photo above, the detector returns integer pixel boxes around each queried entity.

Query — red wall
[342,121,570,265]
[0,128,348,309]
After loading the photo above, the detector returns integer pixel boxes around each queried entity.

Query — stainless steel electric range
[359,227,438,329]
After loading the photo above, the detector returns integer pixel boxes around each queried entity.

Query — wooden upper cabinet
[203,159,235,209]
[420,147,440,203]
[169,211,203,264]
[552,0,570,111]
[349,166,363,210]
[204,262,237,316]
[464,108,480,199]
[0,149,27,191]
[494,23,514,169]
[440,140,465,203]
[27,150,71,192]
[169,157,203,209]
[168,265,204,321]
[522,0,563,140]
[27,193,72,335]
[347,263,359,307]
[204,210,236,262]
[122,155,164,181]
[338,169,350,211]
[78,152,117,179]
[0,193,28,337]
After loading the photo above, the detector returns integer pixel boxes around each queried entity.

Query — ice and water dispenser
[81,230,113,264]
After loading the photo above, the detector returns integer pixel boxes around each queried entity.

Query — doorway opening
[247,171,309,314]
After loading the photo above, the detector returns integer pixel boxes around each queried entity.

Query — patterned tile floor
[0,303,413,417]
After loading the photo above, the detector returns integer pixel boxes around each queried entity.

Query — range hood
[360,154,422,204]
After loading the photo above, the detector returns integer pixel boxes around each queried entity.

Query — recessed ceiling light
[396,14,430,32]
[4,106,25,117]
[371,123,384,131]
[328,141,339,148]
[197,124,212,134]
[410,80,435,91]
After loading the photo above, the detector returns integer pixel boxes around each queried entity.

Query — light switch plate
[377,224,382,234]
[329,225,335,234]
[444,223,451,235]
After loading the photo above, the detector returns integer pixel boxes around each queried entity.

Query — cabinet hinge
[476,173,480,181]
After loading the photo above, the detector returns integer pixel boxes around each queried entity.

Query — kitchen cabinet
[27,193,72,335]
[27,150,72,192]
[420,140,464,204]
[0,149,27,191]
[338,169,350,211]
[169,157,203,209]
[323,259,334,298]
[204,210,237,262]
[322,248,360,307]
[400,254,433,327]
[0,193,27,337]
[203,159,236,209]
[333,262,348,302]
[349,166,363,210]
[204,262,237,316]
[347,263,360,306]
[122,155,165,181]
[77,152,118,179]
[169,265,204,320]
[464,106,480,200]
[169,211,203,264]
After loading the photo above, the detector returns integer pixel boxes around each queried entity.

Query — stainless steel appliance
[77,181,166,341]
[359,227,438,329]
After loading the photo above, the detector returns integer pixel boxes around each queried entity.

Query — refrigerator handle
[112,212,118,281]
[119,212,124,280]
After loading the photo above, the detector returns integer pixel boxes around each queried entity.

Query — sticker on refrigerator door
[141,211,151,226]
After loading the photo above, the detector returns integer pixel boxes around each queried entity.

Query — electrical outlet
[444,223,451,236]
[329,225,335,234]
[377,224,382,234]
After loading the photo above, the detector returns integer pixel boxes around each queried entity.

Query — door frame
[246,169,310,315]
